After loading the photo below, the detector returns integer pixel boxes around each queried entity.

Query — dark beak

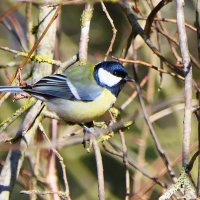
[124,76,135,82]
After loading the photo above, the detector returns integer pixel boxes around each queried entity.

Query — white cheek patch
[98,68,122,87]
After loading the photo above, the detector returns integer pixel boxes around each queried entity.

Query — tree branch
[79,3,93,64]
[176,0,193,167]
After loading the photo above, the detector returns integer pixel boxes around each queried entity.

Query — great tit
[0,61,134,123]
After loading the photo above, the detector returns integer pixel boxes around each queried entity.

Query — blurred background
[0,0,199,199]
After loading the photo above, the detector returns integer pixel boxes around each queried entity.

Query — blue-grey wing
[71,80,102,101]
[24,73,102,101]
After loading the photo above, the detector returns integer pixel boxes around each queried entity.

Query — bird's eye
[113,71,120,76]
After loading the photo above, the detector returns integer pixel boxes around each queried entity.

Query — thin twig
[120,1,183,75]
[121,76,148,110]
[103,142,167,188]
[156,16,183,65]
[0,61,21,69]
[132,66,176,182]
[156,26,200,70]
[150,101,198,123]
[100,1,117,60]
[39,123,70,199]
[131,143,198,199]
[59,54,78,72]
[0,46,78,72]
[113,56,184,80]
[0,98,36,133]
[133,59,156,193]
[138,17,197,32]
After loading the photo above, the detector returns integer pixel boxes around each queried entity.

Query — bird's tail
[0,86,24,93]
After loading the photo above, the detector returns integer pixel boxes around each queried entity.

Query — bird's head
[94,61,134,97]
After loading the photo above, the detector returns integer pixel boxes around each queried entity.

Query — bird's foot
[82,125,96,152]
[13,93,30,101]
[81,122,114,151]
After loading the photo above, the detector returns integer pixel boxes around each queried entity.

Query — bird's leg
[16,68,27,86]
[81,122,96,150]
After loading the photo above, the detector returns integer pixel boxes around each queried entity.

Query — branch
[196,0,200,59]
[100,1,117,60]
[103,142,167,188]
[156,26,200,70]
[176,0,193,167]
[0,45,78,73]
[0,5,59,199]
[79,3,93,64]
[0,101,44,199]
[0,46,62,66]
[139,17,197,32]
[144,0,173,37]
[92,136,105,200]
[120,1,183,75]
[119,131,130,199]
[39,123,70,199]
[132,67,176,182]
[159,168,196,200]
[195,90,200,196]
[0,98,36,134]
[113,56,184,80]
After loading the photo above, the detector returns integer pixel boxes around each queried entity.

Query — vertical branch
[79,3,93,64]
[176,0,193,167]
[26,3,34,49]
[32,6,57,82]
[46,119,60,200]
[92,136,105,200]
[119,131,130,200]
[196,0,200,59]
[195,91,200,196]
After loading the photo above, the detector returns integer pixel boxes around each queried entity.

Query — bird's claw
[13,93,30,101]
[82,125,96,152]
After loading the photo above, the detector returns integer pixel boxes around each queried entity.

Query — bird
[0,61,134,124]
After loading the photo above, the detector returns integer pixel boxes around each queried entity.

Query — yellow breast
[47,89,116,123]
